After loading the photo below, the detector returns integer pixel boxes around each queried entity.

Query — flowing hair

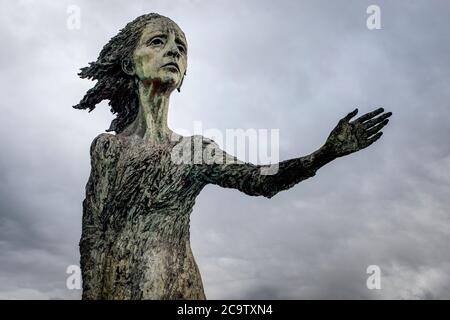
[73,13,180,133]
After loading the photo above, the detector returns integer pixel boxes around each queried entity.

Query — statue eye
[177,45,186,54]
[149,37,164,46]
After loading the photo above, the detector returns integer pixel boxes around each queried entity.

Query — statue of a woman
[74,13,392,300]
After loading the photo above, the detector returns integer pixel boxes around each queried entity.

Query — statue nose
[166,44,181,58]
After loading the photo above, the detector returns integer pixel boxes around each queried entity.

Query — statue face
[131,18,187,91]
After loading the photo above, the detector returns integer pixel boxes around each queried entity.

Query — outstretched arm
[200,108,392,198]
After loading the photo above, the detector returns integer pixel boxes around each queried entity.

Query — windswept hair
[74,13,172,133]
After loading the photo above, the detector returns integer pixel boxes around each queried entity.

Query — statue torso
[80,133,207,299]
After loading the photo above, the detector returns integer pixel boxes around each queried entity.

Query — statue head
[73,13,187,133]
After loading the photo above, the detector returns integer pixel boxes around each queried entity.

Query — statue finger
[344,108,359,121]
[365,119,389,136]
[363,132,383,148]
[355,107,384,123]
[363,112,392,129]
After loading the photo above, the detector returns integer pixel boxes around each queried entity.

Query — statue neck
[120,81,173,144]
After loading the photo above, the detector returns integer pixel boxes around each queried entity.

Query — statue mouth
[161,62,180,73]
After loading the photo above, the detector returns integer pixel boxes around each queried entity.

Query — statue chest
[111,142,201,211]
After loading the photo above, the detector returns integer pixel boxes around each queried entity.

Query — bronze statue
[74,13,392,299]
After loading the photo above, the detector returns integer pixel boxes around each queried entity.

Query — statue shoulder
[172,134,218,150]
[191,135,243,165]
[90,133,122,158]
[197,135,216,148]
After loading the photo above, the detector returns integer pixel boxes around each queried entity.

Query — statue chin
[141,74,180,93]
[161,69,182,88]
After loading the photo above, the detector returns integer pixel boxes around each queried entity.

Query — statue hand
[324,107,392,158]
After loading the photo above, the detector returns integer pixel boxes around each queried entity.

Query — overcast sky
[0,0,449,299]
